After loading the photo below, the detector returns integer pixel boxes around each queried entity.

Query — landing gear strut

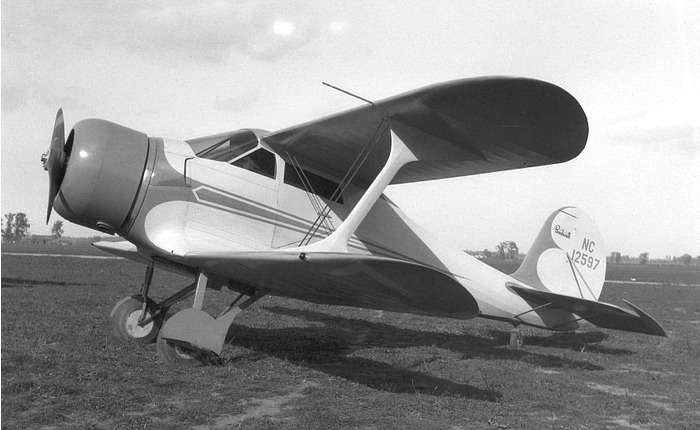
[111,264,162,343]
[509,325,524,348]
[110,264,197,345]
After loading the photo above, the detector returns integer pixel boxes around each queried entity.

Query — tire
[156,331,212,368]
[111,296,161,344]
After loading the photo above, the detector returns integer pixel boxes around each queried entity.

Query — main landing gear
[111,264,169,344]
[111,295,162,344]
[110,264,265,367]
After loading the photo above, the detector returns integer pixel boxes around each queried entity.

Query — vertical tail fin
[512,207,606,301]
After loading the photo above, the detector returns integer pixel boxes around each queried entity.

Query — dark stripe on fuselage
[193,186,285,226]
[192,184,339,232]
[191,184,365,249]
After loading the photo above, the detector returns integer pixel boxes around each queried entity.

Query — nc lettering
[582,238,595,253]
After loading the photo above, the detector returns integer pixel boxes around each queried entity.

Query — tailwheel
[111,296,162,344]
[156,331,217,368]
[509,326,524,348]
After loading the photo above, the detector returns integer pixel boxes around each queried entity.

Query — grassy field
[483,259,700,285]
[1,242,115,257]
[2,249,699,429]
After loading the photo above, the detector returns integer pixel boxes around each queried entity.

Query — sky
[2,0,698,259]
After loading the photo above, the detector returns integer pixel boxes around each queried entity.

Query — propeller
[42,109,67,224]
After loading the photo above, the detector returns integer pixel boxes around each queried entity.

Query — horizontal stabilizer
[181,251,480,319]
[508,284,666,337]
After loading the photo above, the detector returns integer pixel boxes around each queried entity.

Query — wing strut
[295,125,418,253]
[288,154,336,238]
[294,120,390,246]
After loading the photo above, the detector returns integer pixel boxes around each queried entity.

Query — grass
[2,249,700,429]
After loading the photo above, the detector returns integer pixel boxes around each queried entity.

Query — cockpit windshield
[185,129,259,162]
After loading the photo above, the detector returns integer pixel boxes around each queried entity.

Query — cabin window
[232,148,276,179]
[188,129,259,162]
[284,163,343,204]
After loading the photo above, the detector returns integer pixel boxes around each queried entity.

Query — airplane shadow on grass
[488,329,633,355]
[222,306,632,400]
[224,323,501,401]
[0,277,85,288]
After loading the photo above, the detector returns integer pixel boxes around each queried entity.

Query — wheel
[509,328,524,348]
[111,296,161,344]
[156,331,213,368]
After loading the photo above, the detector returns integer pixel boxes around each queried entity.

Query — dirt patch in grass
[3,254,700,429]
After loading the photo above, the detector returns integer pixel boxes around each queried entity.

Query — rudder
[512,207,606,301]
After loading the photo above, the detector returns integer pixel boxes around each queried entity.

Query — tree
[496,243,505,260]
[639,252,649,265]
[1,212,30,242]
[496,241,519,260]
[610,251,621,264]
[2,213,15,242]
[507,241,519,260]
[678,254,692,265]
[51,220,64,241]
[13,213,30,241]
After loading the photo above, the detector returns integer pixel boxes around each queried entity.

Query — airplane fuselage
[116,134,567,331]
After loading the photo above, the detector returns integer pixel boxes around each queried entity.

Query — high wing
[509,284,666,336]
[262,76,588,187]
[183,251,479,320]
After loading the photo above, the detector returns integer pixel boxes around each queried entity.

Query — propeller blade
[45,108,66,224]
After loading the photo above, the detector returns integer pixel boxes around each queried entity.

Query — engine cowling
[52,118,151,234]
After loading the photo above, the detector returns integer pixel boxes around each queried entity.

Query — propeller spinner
[42,108,67,224]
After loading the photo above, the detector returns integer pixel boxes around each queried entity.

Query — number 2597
[571,250,600,270]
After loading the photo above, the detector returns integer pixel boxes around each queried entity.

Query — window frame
[230,147,277,180]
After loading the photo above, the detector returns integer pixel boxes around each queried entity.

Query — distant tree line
[674,254,695,265]
[478,241,520,260]
[472,245,697,266]
[609,251,698,266]
[2,212,64,243]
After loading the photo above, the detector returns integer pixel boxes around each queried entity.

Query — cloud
[0,78,81,113]
[10,2,322,64]
[212,90,261,113]
[605,103,699,154]
[328,21,349,36]
[273,20,295,37]
[232,7,318,62]
[1,82,28,111]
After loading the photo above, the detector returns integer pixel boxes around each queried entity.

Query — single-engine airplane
[42,77,665,367]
